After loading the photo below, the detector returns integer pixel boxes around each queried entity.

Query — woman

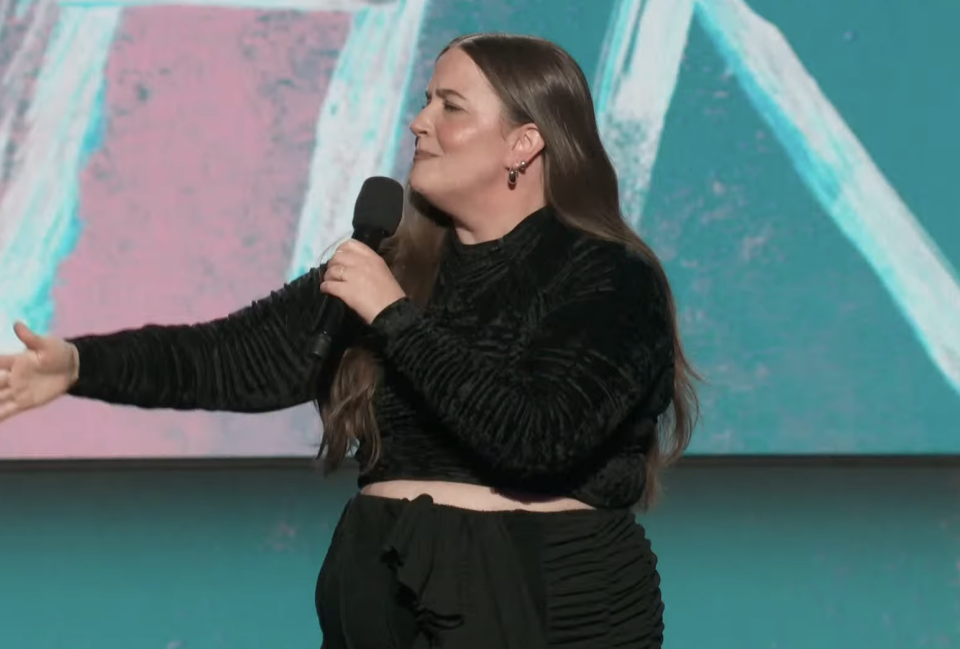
[0,33,697,648]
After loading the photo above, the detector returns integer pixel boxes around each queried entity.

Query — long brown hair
[316,33,699,509]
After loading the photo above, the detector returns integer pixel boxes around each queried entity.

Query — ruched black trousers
[315,493,664,649]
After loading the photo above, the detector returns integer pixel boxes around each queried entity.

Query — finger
[332,244,367,265]
[0,370,9,389]
[13,322,43,351]
[334,239,361,256]
[0,388,11,403]
[323,263,348,283]
[327,252,365,279]
[344,239,377,256]
[0,400,18,423]
[0,355,13,371]
[320,280,347,298]
[333,240,362,260]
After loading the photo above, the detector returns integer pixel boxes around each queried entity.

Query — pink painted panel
[1,8,350,458]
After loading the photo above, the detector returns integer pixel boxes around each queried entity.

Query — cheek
[437,115,501,157]
[435,119,472,153]
[440,123,505,175]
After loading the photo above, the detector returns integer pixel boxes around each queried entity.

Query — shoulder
[525,225,672,342]
[530,230,675,369]
[558,232,669,309]
[521,212,672,324]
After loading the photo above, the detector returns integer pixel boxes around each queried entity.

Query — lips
[414,150,438,160]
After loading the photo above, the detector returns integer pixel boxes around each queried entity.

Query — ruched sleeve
[370,252,674,480]
[67,268,334,412]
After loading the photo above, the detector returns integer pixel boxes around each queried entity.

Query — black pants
[315,493,664,648]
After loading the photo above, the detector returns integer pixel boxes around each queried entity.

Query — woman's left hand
[321,240,406,325]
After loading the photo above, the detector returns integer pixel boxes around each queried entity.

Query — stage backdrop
[1,0,958,459]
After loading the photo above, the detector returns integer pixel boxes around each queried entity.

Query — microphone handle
[308,297,346,360]
[307,225,390,361]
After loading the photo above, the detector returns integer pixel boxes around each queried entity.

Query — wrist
[68,343,80,386]
[370,297,420,339]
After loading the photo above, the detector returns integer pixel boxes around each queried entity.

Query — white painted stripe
[697,0,960,395]
[57,0,388,10]
[286,0,428,279]
[594,0,695,226]
[0,7,121,351]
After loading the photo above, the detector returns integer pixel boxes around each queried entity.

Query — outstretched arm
[67,268,335,412]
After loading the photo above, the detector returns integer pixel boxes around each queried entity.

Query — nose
[409,107,430,138]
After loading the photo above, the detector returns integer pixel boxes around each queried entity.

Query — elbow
[477,403,595,480]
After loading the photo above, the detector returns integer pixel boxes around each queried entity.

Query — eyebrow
[425,88,468,102]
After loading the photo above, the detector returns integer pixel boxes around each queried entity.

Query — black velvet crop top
[67,207,676,510]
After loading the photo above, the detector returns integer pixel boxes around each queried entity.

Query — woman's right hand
[0,322,79,423]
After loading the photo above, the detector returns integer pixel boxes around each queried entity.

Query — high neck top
[439,206,553,288]
[68,206,676,510]
[447,204,552,257]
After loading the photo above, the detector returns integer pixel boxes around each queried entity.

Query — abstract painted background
[1,0,958,459]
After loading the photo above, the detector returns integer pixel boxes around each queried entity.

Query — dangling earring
[507,160,528,187]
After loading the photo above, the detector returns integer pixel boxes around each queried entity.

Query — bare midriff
[360,479,594,512]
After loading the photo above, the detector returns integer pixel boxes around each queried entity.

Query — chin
[408,168,443,203]
[408,169,427,195]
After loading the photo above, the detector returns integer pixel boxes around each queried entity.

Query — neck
[448,188,547,245]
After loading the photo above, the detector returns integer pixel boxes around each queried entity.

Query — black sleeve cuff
[370,297,421,340]
[64,336,104,396]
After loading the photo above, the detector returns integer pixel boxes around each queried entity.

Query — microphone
[308,176,405,360]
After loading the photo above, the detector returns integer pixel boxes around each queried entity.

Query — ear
[505,123,544,167]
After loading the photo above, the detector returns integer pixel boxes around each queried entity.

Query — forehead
[426,48,492,99]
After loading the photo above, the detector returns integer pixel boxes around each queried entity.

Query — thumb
[13,322,45,351]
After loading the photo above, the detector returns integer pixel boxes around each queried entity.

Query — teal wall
[2,463,958,648]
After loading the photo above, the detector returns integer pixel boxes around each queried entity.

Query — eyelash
[422,100,460,112]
